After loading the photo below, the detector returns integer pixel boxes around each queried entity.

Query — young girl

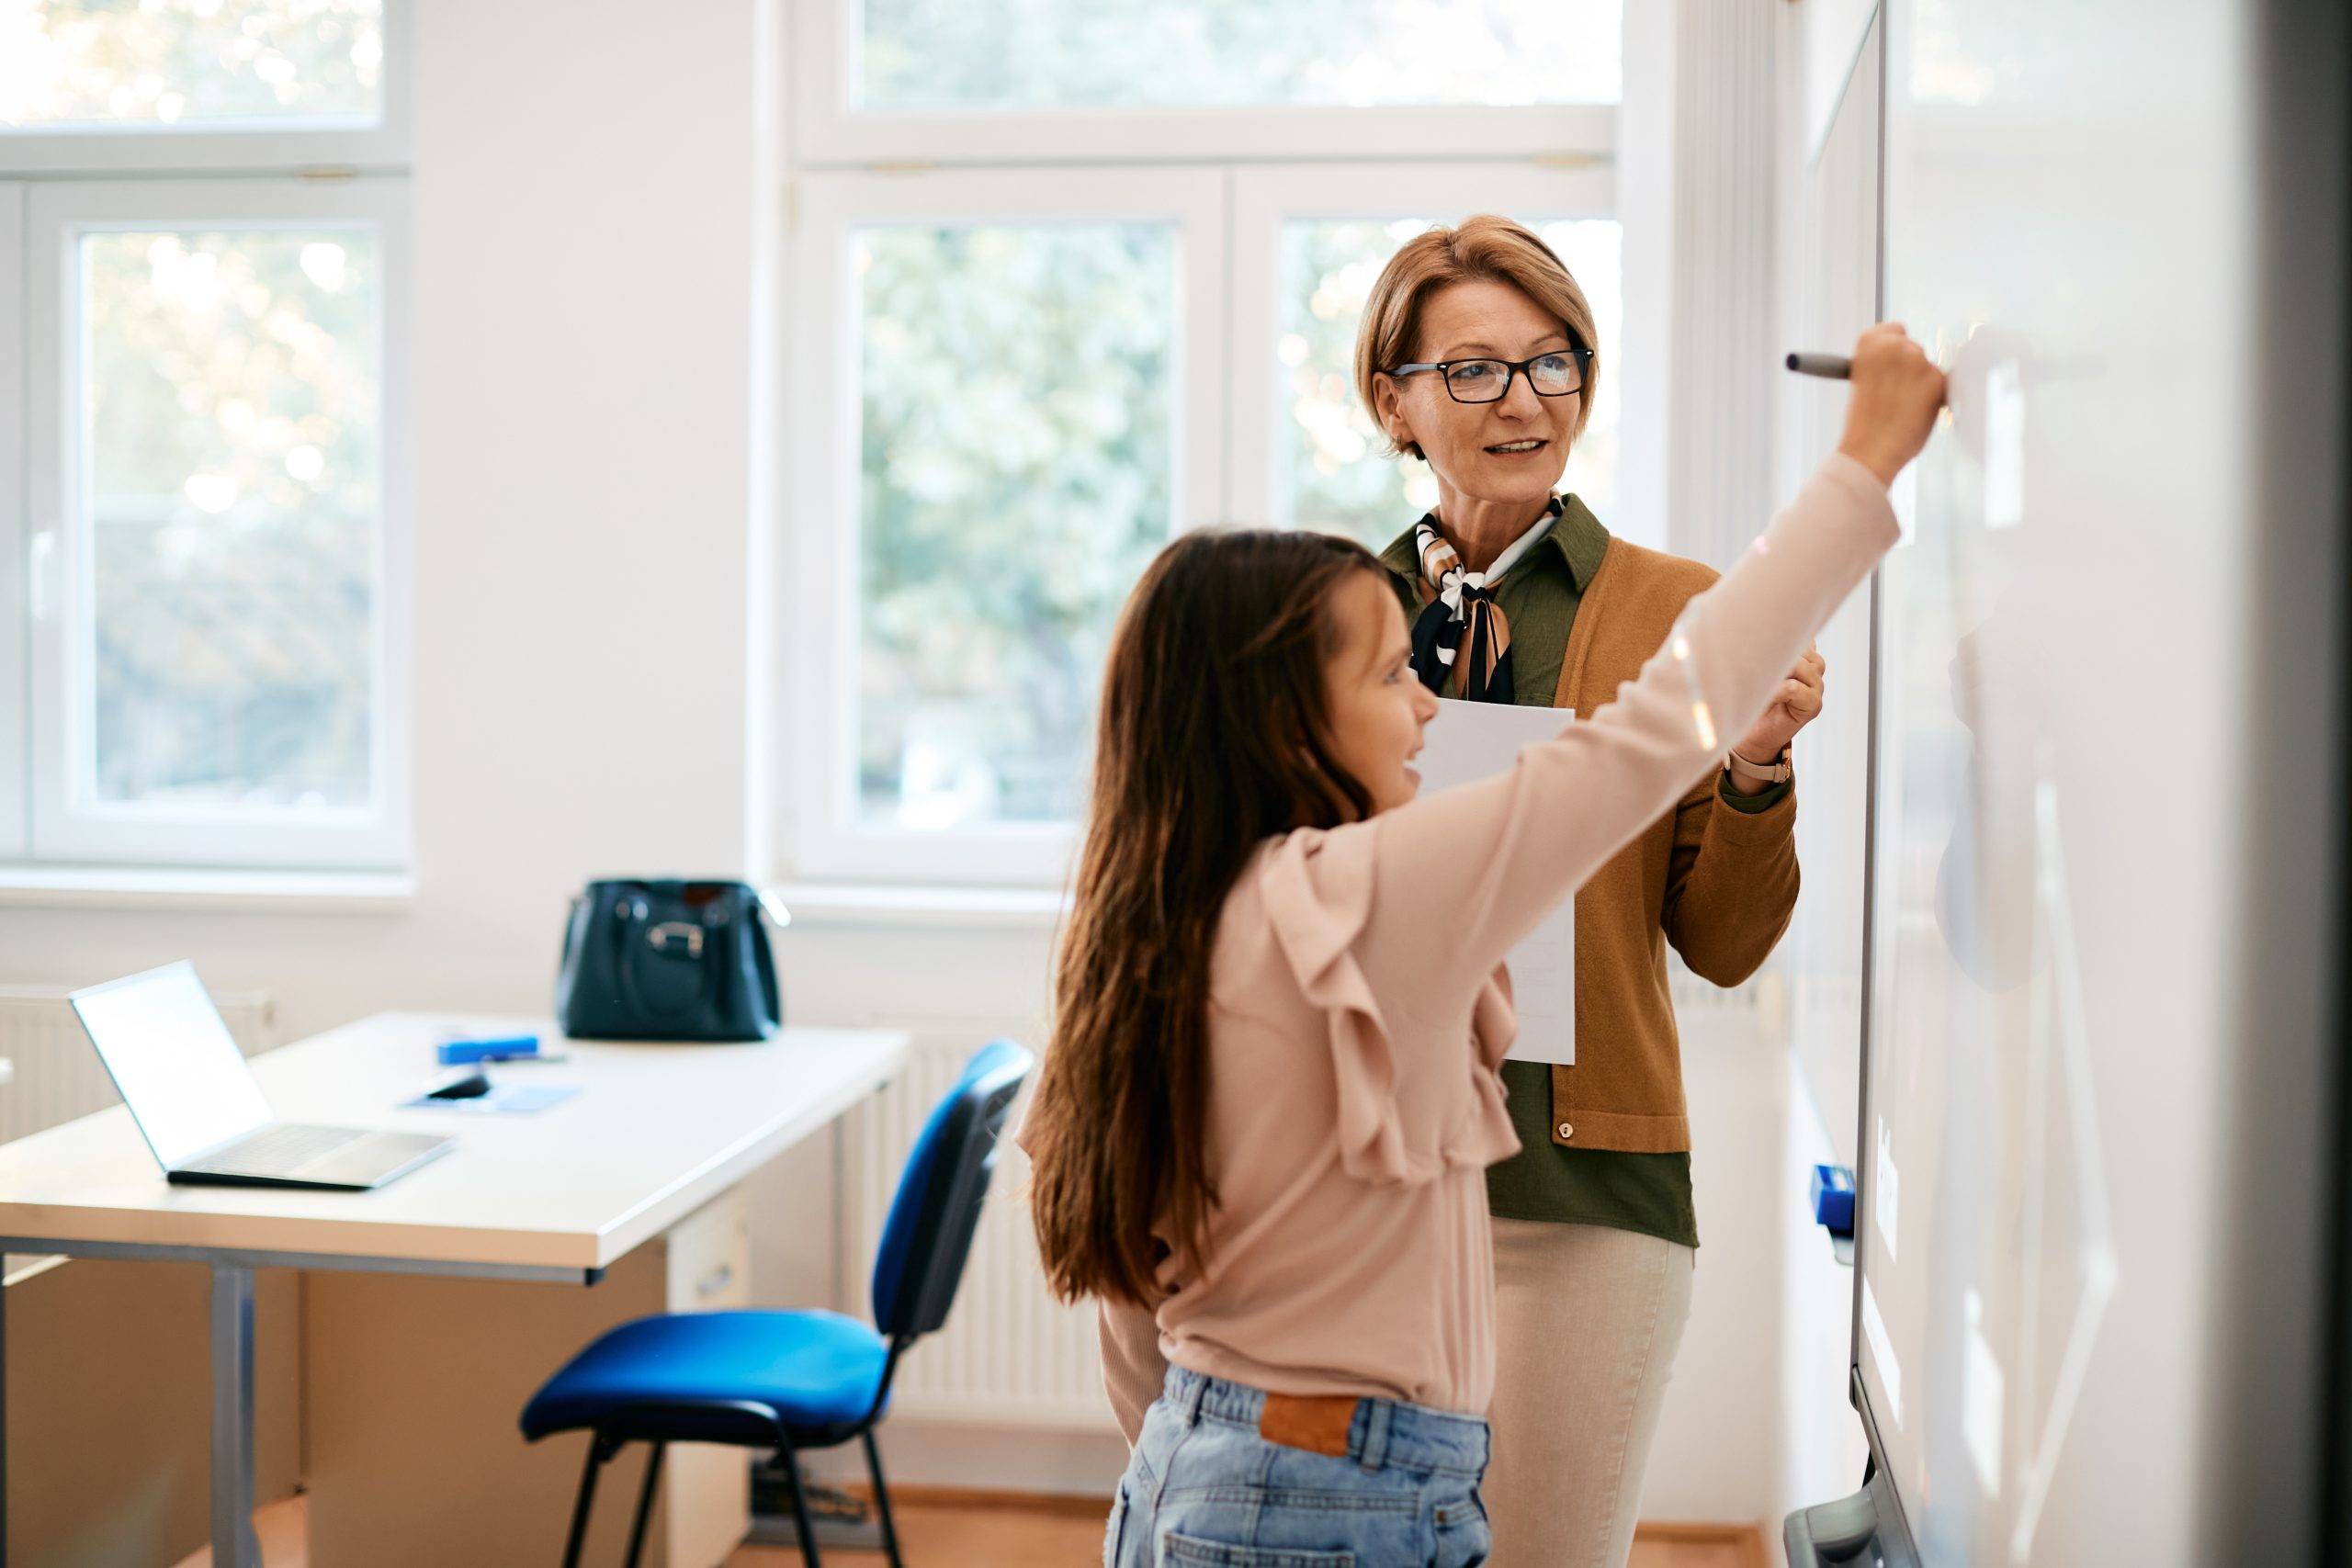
[1023,325,1943,1566]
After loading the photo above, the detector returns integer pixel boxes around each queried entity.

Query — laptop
[72,962,455,1190]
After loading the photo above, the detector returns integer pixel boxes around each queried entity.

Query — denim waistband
[1161,1366,1489,1477]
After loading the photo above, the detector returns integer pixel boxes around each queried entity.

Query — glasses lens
[1530,353,1582,395]
[1445,359,1510,402]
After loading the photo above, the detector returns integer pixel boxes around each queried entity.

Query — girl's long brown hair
[1027,528,1384,1306]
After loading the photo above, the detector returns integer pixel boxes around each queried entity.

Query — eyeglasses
[1386,347,1592,404]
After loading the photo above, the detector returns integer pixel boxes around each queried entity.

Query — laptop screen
[72,962,273,1169]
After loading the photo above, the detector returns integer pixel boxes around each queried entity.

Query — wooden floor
[178,1491,1762,1567]
[722,1495,1766,1568]
[726,1494,1108,1566]
[171,1496,312,1568]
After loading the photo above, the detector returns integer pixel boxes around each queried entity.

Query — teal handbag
[556,879,786,1041]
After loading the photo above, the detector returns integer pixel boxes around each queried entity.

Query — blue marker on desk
[436,1033,545,1066]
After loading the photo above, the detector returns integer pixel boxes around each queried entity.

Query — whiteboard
[1847,1,2346,1562]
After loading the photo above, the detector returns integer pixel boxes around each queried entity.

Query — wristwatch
[1726,745,1793,785]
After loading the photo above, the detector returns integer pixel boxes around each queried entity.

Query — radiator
[842,1028,1113,1429]
[0,986,277,1147]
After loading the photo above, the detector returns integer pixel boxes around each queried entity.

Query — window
[854,220,1180,829]
[789,171,1224,880]
[797,0,1617,165]
[784,4,1635,884]
[2,4,409,872]
[852,0,1620,113]
[3,0,384,130]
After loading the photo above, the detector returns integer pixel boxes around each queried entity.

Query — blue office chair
[521,1039,1035,1568]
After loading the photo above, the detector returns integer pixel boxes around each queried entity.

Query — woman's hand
[1836,322,1947,486]
[1732,645,1825,769]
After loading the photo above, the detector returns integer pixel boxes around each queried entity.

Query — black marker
[1785,352,1851,379]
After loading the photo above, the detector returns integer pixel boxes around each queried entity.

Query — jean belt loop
[1356,1398,1393,1472]
[1179,1371,1210,1427]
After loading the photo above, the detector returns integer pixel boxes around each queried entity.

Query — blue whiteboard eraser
[1812,1163,1856,1238]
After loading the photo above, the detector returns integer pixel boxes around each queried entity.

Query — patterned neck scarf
[1408,497,1564,703]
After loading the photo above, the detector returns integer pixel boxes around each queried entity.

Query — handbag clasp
[647,921,705,959]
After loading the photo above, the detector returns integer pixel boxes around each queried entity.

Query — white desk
[0,1012,909,1568]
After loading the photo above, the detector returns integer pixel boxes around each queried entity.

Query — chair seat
[521,1309,890,1447]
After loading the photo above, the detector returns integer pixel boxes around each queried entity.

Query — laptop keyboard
[209,1122,369,1173]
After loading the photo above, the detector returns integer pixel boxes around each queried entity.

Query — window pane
[3,1,384,129]
[856,222,1174,829]
[81,226,381,810]
[1278,216,1622,547]
[859,0,1620,112]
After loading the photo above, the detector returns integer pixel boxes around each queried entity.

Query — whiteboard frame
[1841,5,1917,1557]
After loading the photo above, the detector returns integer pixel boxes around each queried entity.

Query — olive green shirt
[1377,498,1790,1250]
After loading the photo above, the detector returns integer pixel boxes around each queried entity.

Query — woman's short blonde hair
[1352,214,1600,461]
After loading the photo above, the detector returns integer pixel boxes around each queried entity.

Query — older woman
[1354,215,1825,1567]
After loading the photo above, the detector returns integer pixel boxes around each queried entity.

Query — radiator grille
[0,987,277,1146]
[842,1029,1113,1429]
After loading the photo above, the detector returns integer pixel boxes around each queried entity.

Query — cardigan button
[1556,1122,1574,1141]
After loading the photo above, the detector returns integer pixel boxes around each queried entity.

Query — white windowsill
[0,865,417,912]
[767,880,1069,931]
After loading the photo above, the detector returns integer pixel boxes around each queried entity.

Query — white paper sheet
[1412,698,1575,1065]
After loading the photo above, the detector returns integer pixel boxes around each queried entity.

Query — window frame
[0,0,413,176]
[789,0,1618,168]
[0,183,25,860]
[781,165,1228,885]
[22,175,413,870]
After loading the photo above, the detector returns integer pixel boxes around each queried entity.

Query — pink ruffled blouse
[1084,456,1898,1438]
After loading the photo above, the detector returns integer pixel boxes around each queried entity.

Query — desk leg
[210,1264,261,1568]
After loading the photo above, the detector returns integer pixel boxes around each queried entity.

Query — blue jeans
[1105,1367,1492,1567]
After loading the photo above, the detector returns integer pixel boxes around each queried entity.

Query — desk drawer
[665,1187,752,1311]
[662,1189,754,1568]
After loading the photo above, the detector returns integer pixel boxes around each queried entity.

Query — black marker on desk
[1785,352,1852,379]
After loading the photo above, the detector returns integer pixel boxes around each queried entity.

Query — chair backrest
[870,1039,1034,1341]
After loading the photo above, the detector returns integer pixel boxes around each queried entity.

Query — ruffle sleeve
[1257,829,1524,1185]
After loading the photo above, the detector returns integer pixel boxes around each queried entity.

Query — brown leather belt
[1258,1393,1362,1459]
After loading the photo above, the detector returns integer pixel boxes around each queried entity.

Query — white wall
[1634,998,1789,1526]
[1776,1057,1871,1544]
